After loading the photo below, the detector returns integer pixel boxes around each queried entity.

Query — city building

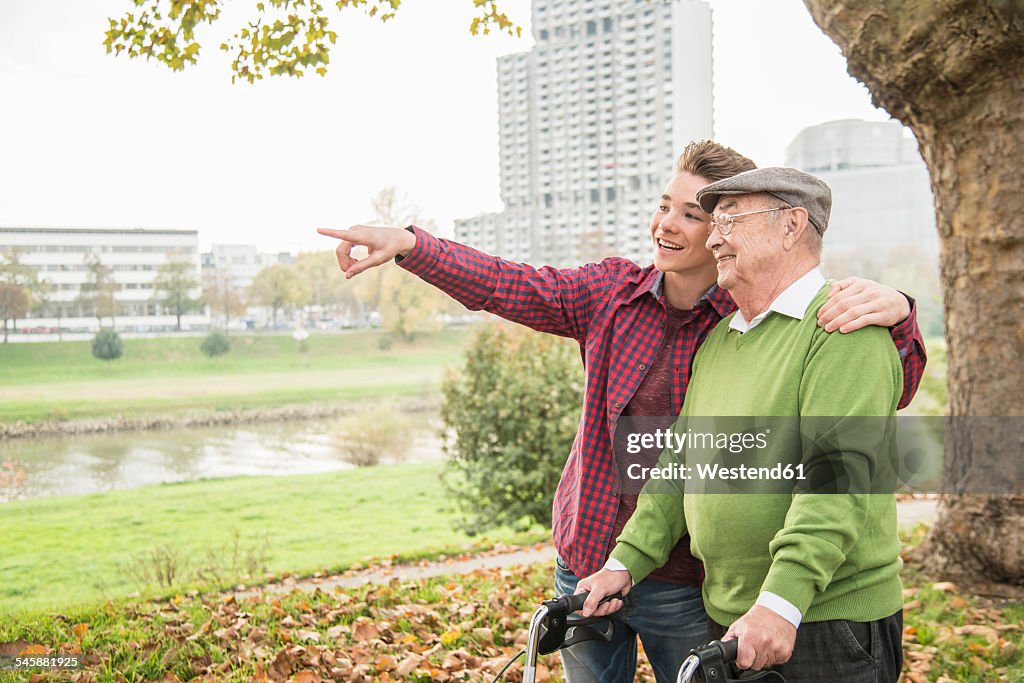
[201,244,295,328]
[785,119,943,335]
[785,119,938,254]
[0,227,206,333]
[200,244,293,295]
[455,0,714,266]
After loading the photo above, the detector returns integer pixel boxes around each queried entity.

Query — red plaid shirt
[399,227,927,579]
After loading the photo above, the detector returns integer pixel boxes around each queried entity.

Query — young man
[318,141,926,682]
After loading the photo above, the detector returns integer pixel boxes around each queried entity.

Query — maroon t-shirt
[612,302,704,585]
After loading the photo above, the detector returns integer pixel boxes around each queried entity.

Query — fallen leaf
[375,654,398,671]
[351,619,380,642]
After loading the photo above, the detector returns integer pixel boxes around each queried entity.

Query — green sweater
[611,283,904,626]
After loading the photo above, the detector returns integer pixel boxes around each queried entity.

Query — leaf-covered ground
[2,531,1022,682]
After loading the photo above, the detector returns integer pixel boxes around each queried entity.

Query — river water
[1,413,444,502]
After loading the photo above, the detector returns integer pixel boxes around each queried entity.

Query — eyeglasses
[708,207,788,236]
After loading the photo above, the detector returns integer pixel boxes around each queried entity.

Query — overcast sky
[0,0,893,253]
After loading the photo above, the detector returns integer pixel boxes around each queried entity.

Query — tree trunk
[803,0,1024,583]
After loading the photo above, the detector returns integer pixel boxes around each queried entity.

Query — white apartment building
[0,227,205,333]
[456,0,714,266]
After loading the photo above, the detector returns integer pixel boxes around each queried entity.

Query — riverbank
[0,396,436,439]
[0,328,471,430]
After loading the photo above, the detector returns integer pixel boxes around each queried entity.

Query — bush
[440,322,583,534]
[91,328,123,361]
[332,404,413,467]
[200,329,231,357]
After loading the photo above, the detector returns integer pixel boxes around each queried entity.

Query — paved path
[897,498,938,529]
[234,499,938,598]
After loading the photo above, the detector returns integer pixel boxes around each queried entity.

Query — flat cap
[696,166,832,235]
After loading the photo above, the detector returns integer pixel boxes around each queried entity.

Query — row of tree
[166,187,461,339]
[0,246,455,343]
[1,189,458,342]
[240,188,459,339]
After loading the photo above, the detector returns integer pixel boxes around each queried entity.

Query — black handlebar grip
[564,591,624,613]
[720,638,739,662]
[565,592,588,613]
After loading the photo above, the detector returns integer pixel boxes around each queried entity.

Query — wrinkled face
[650,172,716,275]
[704,193,787,293]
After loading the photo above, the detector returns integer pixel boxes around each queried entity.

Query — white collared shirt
[729,267,826,334]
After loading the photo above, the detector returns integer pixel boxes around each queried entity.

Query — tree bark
[803,0,1024,582]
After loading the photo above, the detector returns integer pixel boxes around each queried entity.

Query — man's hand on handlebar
[724,605,796,671]
[574,568,633,618]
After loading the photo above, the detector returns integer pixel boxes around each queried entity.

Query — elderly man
[578,167,904,682]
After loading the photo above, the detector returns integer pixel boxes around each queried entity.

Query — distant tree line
[1,189,461,341]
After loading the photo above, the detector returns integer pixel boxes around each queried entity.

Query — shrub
[201,329,231,357]
[91,328,123,361]
[440,322,583,534]
[332,404,413,467]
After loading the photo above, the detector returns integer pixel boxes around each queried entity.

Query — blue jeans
[554,556,708,683]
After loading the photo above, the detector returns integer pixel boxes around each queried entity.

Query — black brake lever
[678,639,787,682]
[536,591,623,655]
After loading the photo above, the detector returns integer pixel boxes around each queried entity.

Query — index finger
[317,227,352,240]
[581,587,606,617]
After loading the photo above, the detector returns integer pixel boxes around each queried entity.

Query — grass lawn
[0,462,543,617]
[2,528,1021,682]
[0,329,471,423]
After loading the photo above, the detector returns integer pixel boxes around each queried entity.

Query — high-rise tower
[456,0,714,267]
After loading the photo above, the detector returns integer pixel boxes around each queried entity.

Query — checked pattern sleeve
[396,225,632,342]
[889,296,927,410]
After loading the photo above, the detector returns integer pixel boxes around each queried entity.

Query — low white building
[0,226,206,334]
[201,244,295,328]
[201,244,293,295]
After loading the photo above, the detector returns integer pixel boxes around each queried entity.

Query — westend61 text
[626,462,808,482]
[624,428,770,455]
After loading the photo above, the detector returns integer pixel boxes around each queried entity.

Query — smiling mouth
[657,238,684,252]
[715,254,735,265]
